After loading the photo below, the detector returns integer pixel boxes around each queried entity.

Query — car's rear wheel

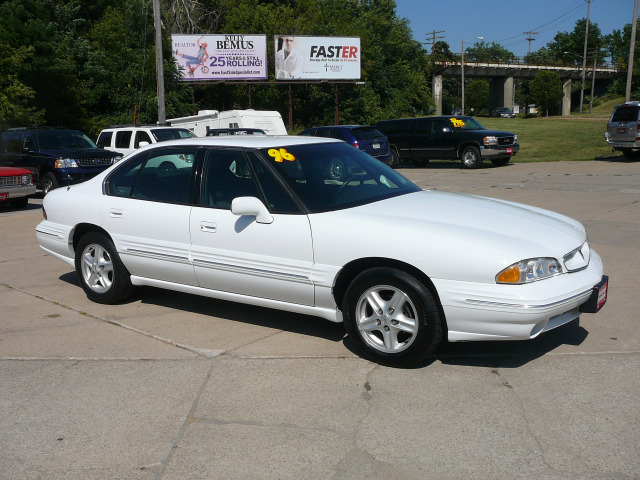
[75,232,134,304]
[490,157,510,167]
[41,172,59,195]
[343,268,443,367]
[9,196,29,208]
[460,146,482,169]
[390,149,400,168]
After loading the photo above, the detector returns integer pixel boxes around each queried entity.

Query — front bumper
[480,143,519,158]
[434,250,606,342]
[0,183,37,199]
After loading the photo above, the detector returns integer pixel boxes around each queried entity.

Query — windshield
[37,131,97,149]
[449,117,485,130]
[260,142,420,213]
[151,128,197,142]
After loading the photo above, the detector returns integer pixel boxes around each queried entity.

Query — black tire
[9,196,29,208]
[75,232,134,304]
[41,172,59,195]
[343,268,443,368]
[490,157,510,167]
[390,149,400,168]
[460,146,482,169]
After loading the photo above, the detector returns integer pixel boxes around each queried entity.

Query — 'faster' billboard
[275,36,361,80]
[172,34,267,81]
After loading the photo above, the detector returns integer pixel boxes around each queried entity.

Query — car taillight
[636,120,640,140]
[352,141,359,148]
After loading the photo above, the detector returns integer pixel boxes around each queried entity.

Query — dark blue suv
[298,125,396,167]
[0,128,122,194]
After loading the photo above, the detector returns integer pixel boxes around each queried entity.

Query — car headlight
[54,158,79,168]
[496,258,563,284]
[483,136,498,146]
[21,174,31,185]
[113,155,123,163]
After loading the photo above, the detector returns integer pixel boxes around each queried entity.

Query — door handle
[110,208,123,218]
[200,222,217,233]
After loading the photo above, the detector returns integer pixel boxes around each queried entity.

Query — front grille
[0,176,21,187]
[499,137,515,145]
[75,157,114,167]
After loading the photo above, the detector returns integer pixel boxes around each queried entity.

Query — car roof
[137,135,341,150]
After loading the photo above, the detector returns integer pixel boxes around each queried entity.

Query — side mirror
[231,196,274,224]
[138,141,150,148]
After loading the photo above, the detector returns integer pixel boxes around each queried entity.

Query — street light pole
[590,51,597,114]
[580,0,591,115]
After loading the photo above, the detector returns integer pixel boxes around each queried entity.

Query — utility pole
[580,0,591,115]
[523,31,538,55]
[461,40,465,115]
[424,29,445,53]
[153,0,166,125]
[626,0,639,102]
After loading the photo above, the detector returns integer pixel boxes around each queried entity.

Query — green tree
[546,18,603,66]
[530,70,563,116]
[465,79,489,115]
[465,41,516,63]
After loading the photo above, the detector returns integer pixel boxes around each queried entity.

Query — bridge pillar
[433,75,443,116]
[503,77,514,108]
[562,79,572,116]
[489,77,515,112]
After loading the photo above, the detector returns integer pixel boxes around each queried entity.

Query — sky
[395,0,634,59]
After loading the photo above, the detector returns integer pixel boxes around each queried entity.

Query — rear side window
[115,131,132,148]
[611,106,640,123]
[96,131,112,148]
[5,133,22,153]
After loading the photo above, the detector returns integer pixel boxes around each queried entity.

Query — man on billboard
[275,36,303,79]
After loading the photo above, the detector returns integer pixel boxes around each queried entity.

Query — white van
[96,125,196,156]
[167,110,288,136]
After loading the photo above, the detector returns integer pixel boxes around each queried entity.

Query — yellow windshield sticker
[268,148,296,162]
[450,118,465,128]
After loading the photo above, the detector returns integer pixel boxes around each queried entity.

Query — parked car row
[0,114,521,204]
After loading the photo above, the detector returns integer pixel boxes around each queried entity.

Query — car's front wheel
[41,172,59,195]
[75,232,134,304]
[460,146,482,169]
[343,268,443,367]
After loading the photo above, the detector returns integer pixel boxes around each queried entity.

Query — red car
[0,166,36,208]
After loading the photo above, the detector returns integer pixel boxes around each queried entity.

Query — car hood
[0,166,32,176]
[309,190,587,283]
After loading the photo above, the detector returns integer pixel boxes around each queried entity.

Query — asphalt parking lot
[1,158,639,480]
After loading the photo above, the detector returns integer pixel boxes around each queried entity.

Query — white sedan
[36,136,608,367]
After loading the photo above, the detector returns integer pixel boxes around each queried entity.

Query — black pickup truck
[0,127,122,194]
[376,116,519,169]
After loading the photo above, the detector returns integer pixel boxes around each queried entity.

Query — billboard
[172,34,267,81]
[274,36,361,80]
